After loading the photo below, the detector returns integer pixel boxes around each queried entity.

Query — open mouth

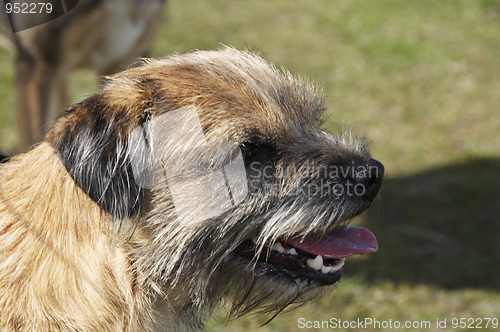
[233,226,378,285]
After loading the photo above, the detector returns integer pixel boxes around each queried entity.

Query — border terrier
[0,48,383,331]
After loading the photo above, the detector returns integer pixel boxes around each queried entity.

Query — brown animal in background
[0,48,383,331]
[0,0,166,152]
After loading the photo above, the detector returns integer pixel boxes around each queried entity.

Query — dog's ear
[47,93,146,219]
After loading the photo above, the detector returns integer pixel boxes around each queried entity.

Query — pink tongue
[286,226,378,259]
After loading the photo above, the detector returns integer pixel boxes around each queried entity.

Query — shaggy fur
[0,48,383,331]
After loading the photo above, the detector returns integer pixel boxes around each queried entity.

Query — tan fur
[0,143,154,331]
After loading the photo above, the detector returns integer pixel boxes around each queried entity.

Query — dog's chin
[221,252,337,316]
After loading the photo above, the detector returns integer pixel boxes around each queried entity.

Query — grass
[1,0,499,330]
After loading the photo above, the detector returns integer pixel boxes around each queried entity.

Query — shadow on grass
[346,158,500,290]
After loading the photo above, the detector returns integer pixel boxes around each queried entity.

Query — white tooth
[330,266,341,273]
[272,242,286,253]
[321,258,346,274]
[287,248,298,256]
[306,255,323,270]
[252,237,258,245]
[330,258,346,273]
[321,265,334,274]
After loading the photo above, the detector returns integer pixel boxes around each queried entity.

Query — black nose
[349,158,384,201]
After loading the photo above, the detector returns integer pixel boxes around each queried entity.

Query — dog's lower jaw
[147,252,336,331]
[194,253,335,321]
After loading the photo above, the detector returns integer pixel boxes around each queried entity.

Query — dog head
[47,48,383,319]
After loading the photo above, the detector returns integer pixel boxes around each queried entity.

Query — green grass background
[1,0,499,330]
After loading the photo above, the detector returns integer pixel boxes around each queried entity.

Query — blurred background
[0,0,499,330]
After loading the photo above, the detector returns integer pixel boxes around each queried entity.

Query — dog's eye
[240,142,278,165]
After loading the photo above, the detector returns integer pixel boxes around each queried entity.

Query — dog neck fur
[0,143,160,331]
